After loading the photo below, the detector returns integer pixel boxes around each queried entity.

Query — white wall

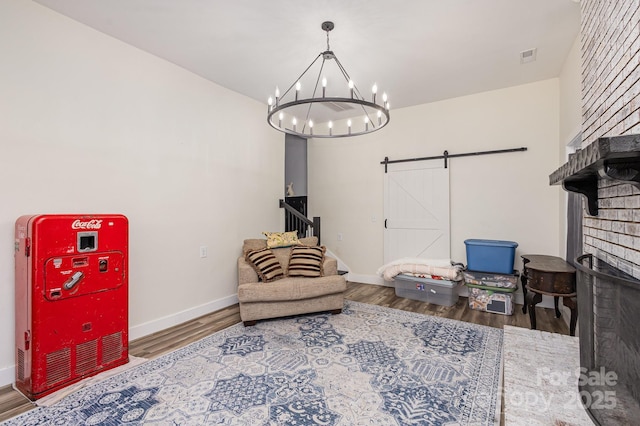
[559,36,582,148]
[309,79,562,288]
[0,0,283,386]
[558,36,583,254]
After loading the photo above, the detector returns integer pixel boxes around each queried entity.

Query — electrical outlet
[200,246,208,258]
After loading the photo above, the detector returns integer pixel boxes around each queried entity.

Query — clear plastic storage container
[394,274,460,306]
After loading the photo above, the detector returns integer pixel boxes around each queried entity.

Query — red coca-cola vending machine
[14,214,129,400]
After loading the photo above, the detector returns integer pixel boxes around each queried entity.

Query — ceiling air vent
[323,102,355,112]
[520,48,537,64]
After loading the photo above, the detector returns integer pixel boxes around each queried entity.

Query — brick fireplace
[550,1,640,424]
[579,0,640,276]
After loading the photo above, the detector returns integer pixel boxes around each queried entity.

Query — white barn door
[384,160,450,263]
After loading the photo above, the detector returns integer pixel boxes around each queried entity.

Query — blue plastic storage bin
[464,239,518,274]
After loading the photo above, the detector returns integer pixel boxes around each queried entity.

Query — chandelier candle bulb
[365,116,369,131]
[349,80,354,98]
[295,81,301,101]
[278,112,283,127]
[329,121,333,136]
[292,117,297,132]
[309,120,313,136]
[372,83,378,103]
[377,110,382,125]
[322,77,327,97]
[348,119,352,134]
[275,87,280,105]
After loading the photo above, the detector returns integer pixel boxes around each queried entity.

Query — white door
[384,160,450,263]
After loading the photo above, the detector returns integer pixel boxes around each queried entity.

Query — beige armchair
[237,236,346,326]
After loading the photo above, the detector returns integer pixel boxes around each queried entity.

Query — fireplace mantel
[549,134,640,215]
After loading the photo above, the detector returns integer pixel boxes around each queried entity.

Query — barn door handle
[384,219,387,229]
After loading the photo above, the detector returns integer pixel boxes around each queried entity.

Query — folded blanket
[377,257,453,270]
[377,258,463,281]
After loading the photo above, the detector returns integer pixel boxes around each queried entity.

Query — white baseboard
[324,248,351,275]
[531,294,557,309]
[129,294,238,341]
[346,273,393,287]
[0,294,239,388]
[0,366,14,388]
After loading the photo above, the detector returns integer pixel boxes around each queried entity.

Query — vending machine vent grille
[17,349,24,381]
[46,347,71,387]
[76,339,98,376]
[102,332,123,365]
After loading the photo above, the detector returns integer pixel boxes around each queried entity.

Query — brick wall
[581,0,640,277]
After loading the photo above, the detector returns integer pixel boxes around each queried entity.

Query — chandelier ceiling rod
[301,60,326,135]
[279,53,323,101]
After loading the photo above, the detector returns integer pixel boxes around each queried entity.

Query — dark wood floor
[0,281,569,422]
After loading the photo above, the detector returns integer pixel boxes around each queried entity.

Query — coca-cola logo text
[72,219,103,230]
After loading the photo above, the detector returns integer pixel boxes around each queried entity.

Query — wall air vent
[520,48,537,64]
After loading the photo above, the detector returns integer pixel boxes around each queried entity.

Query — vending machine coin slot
[99,259,108,272]
[72,257,88,267]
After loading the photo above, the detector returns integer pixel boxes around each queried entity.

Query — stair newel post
[313,217,321,245]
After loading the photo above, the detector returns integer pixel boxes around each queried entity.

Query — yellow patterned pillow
[262,231,301,249]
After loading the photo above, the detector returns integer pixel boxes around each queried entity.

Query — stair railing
[279,199,321,244]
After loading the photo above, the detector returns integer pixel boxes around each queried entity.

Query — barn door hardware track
[380,147,527,172]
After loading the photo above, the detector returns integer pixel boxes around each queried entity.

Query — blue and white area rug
[4,301,503,425]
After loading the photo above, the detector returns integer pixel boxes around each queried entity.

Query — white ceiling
[34,0,581,110]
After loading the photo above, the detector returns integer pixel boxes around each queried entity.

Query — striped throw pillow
[245,248,285,282]
[287,245,326,278]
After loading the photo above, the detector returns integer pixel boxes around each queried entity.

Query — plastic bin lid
[464,282,518,292]
[464,239,518,248]
[463,269,520,278]
[395,274,458,288]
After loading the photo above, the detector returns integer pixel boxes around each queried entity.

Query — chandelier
[267,21,390,138]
